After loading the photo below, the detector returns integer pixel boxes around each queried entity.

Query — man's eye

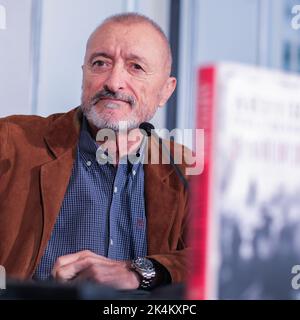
[92,60,106,67]
[132,63,144,71]
[89,60,110,73]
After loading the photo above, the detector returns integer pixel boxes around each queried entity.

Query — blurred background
[1,0,300,143]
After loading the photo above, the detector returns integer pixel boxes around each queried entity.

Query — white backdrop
[0,0,33,117]
[0,0,170,129]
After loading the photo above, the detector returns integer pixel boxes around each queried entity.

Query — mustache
[90,88,136,107]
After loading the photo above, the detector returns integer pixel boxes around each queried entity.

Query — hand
[51,250,140,290]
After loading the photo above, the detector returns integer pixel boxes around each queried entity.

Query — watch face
[135,257,154,272]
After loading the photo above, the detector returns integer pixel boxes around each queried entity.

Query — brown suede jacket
[0,108,191,283]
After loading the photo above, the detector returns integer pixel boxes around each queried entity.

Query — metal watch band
[139,278,153,289]
[131,257,156,290]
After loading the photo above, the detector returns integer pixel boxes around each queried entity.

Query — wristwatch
[131,257,156,290]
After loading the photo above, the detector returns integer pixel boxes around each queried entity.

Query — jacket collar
[43,107,82,159]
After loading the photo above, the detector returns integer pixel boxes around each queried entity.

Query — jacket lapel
[37,108,82,263]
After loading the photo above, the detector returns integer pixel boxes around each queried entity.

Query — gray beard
[80,103,157,132]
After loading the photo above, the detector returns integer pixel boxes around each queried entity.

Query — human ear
[158,77,177,107]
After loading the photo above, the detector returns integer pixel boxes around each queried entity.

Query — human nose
[103,63,127,92]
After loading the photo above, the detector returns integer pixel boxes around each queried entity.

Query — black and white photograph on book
[0,0,300,314]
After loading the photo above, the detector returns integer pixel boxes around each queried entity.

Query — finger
[75,264,118,285]
[52,250,98,278]
[75,264,104,283]
[82,255,122,265]
[53,256,101,281]
[75,262,139,290]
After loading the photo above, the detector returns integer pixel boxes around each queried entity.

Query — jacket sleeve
[0,119,8,163]
[147,184,192,284]
[145,141,194,284]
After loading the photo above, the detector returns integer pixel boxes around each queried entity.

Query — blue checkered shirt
[33,117,147,280]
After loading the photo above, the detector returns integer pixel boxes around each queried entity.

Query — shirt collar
[79,116,147,167]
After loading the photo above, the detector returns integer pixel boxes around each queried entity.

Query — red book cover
[187,66,216,300]
[188,63,300,300]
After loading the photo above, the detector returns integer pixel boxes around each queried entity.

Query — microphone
[139,122,189,190]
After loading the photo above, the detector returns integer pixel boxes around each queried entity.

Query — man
[0,13,191,291]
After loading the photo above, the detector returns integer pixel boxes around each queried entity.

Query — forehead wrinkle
[85,21,171,75]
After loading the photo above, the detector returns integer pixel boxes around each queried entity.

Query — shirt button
[132,170,136,176]
[86,161,92,167]
[114,186,118,193]
[110,239,113,246]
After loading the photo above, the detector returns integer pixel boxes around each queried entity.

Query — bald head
[85,13,173,76]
